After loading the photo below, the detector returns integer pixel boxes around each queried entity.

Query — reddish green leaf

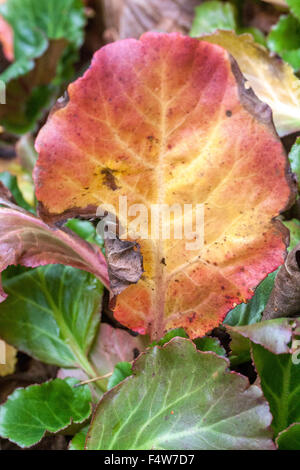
[0,183,109,300]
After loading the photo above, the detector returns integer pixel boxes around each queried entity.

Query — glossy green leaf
[194,337,226,356]
[286,0,300,21]
[66,219,104,247]
[0,378,92,448]
[276,423,300,449]
[252,342,300,436]
[0,265,103,369]
[107,362,133,390]
[268,15,300,71]
[224,271,277,326]
[190,1,236,36]
[86,338,274,450]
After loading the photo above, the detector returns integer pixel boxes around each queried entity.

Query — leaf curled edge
[0,183,109,300]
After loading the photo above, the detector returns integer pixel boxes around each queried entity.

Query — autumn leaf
[199,30,300,137]
[34,32,294,340]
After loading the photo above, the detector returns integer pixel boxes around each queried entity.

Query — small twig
[73,372,113,387]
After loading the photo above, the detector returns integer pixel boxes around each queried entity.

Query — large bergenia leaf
[263,242,300,320]
[199,30,300,137]
[86,337,275,450]
[0,378,92,448]
[34,33,294,340]
[0,183,109,301]
[0,14,13,62]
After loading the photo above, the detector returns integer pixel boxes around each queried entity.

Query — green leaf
[194,336,226,356]
[276,423,300,450]
[239,27,266,46]
[0,0,85,133]
[0,378,92,448]
[288,137,300,188]
[107,362,133,390]
[69,424,89,450]
[150,328,188,347]
[0,172,33,212]
[283,219,300,251]
[58,323,147,393]
[190,1,237,36]
[252,343,300,436]
[268,15,300,71]
[223,271,277,326]
[0,265,103,369]
[86,338,274,450]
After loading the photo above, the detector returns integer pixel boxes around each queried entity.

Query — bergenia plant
[0,0,299,453]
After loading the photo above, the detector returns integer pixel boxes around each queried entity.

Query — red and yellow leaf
[34,33,294,339]
[0,183,109,300]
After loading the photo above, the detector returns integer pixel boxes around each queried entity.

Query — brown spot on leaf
[101,168,120,191]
